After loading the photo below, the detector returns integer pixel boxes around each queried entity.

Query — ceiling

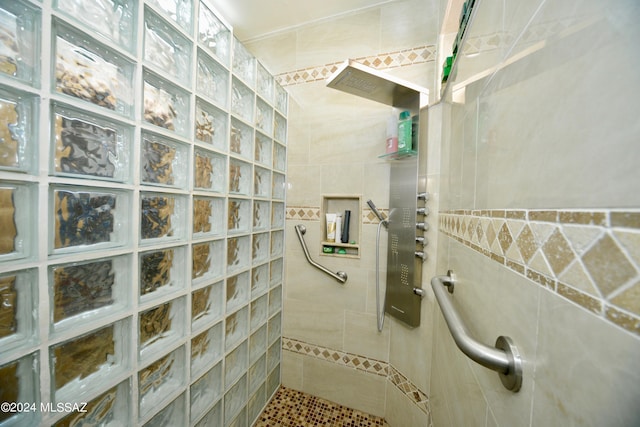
[206,0,397,41]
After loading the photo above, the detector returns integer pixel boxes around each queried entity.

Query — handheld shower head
[367,199,388,226]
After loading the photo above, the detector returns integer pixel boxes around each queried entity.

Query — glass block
[198,2,230,65]
[54,0,136,54]
[147,0,192,34]
[225,340,247,388]
[0,352,39,426]
[275,83,288,114]
[53,379,130,427]
[248,383,266,426]
[194,148,226,192]
[230,117,253,159]
[192,239,224,283]
[190,362,222,423]
[52,102,132,182]
[0,85,38,173]
[53,20,134,117]
[191,321,223,378]
[253,200,270,232]
[139,246,186,304]
[140,192,187,244]
[193,196,224,238]
[269,285,282,317]
[227,235,250,275]
[228,198,250,234]
[143,70,190,137]
[271,202,284,229]
[224,374,246,425]
[254,167,271,198]
[143,392,186,427]
[267,364,280,397]
[144,9,192,86]
[195,98,227,150]
[252,232,269,266]
[229,158,251,195]
[270,230,284,258]
[250,294,267,333]
[50,255,129,331]
[51,319,130,402]
[231,78,253,123]
[256,62,274,103]
[0,1,40,86]
[225,306,248,351]
[255,98,272,136]
[251,263,269,298]
[254,131,272,167]
[274,112,287,143]
[141,131,189,189]
[139,297,186,361]
[139,345,186,420]
[272,172,285,200]
[50,185,130,254]
[228,407,247,427]
[191,281,223,331]
[267,338,281,372]
[226,271,249,313]
[0,182,35,263]
[270,258,283,287]
[194,400,222,427]
[273,142,286,172]
[233,39,254,86]
[268,313,281,345]
[0,269,36,356]
[197,50,229,108]
[248,324,266,364]
[248,354,265,396]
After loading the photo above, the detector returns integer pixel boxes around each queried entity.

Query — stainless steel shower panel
[385,155,422,327]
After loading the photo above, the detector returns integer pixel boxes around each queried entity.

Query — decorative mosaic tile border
[282,337,430,419]
[459,17,588,57]
[286,206,388,225]
[439,210,640,337]
[275,45,436,87]
[388,365,430,416]
[282,336,389,377]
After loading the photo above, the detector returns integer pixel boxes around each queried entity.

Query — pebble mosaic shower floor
[254,386,389,427]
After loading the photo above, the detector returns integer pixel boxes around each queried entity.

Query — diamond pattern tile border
[287,206,387,225]
[275,45,436,87]
[282,337,431,420]
[440,209,640,337]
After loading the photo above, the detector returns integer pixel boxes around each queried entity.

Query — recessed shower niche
[0,0,287,425]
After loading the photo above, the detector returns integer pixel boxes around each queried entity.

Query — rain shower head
[326,60,429,111]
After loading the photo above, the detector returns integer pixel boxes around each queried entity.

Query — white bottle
[335,214,342,244]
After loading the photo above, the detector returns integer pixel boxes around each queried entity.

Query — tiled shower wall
[0,0,286,426]
[244,1,443,425]
[431,0,640,425]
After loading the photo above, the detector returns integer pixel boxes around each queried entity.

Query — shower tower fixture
[328,61,429,328]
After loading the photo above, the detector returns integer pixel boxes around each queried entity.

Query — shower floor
[254,386,389,427]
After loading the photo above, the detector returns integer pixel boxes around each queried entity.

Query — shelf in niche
[321,195,361,259]
[378,149,417,160]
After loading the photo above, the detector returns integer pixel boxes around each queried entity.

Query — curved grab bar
[431,270,522,392]
[294,224,347,284]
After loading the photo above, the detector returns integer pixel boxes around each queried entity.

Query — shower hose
[375,219,386,332]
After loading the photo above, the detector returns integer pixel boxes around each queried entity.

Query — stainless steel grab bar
[294,224,347,284]
[431,270,522,392]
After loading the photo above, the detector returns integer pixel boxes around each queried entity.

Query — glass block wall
[0,0,287,425]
